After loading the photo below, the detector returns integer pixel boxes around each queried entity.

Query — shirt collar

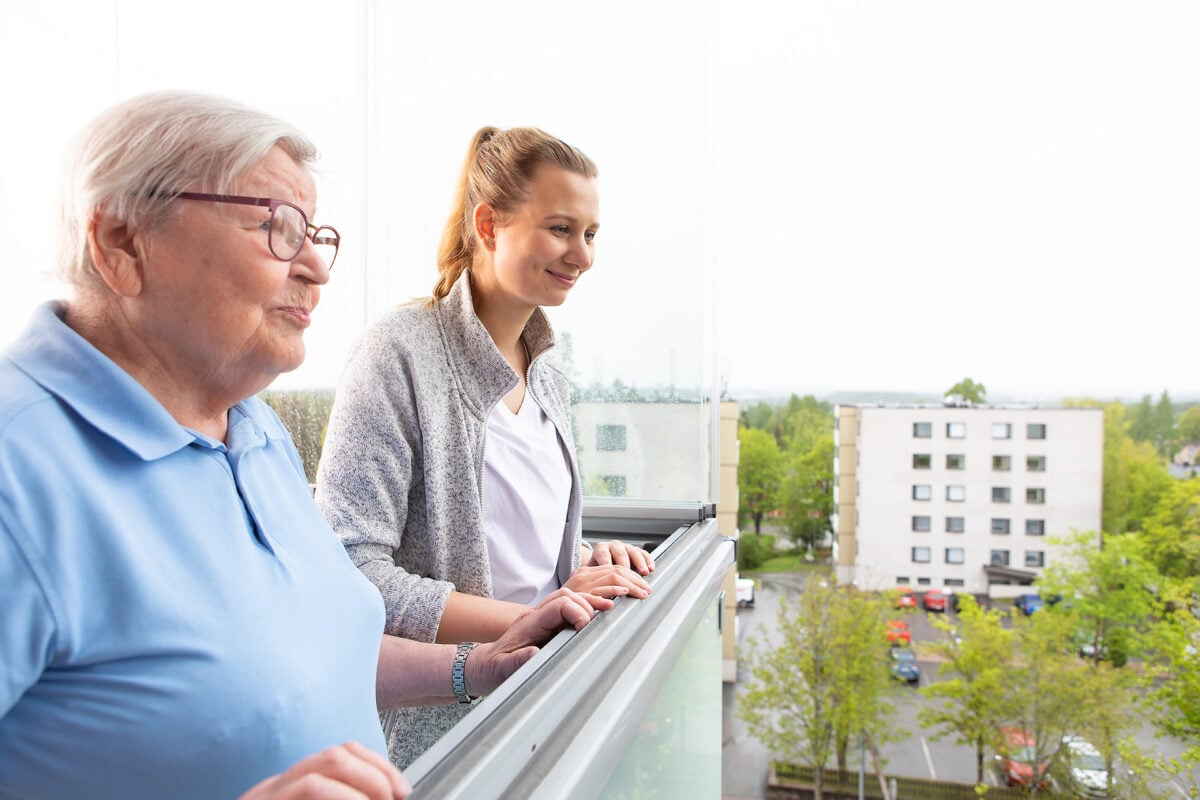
[6,301,203,461]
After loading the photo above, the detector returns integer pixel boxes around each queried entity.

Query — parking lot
[721,572,1199,799]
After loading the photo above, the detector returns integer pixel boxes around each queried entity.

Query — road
[721,572,1199,799]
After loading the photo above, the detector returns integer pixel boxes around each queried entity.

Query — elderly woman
[0,91,611,800]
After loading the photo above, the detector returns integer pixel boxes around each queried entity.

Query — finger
[255,743,399,800]
[342,742,410,799]
[627,547,655,575]
[605,540,632,570]
[591,542,613,566]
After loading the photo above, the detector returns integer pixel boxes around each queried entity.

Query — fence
[771,763,1034,800]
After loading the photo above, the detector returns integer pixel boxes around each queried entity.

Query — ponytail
[432,125,597,299]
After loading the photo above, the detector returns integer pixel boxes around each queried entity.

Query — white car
[1061,736,1109,798]
[735,577,756,607]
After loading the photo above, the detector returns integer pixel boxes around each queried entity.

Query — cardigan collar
[436,270,557,418]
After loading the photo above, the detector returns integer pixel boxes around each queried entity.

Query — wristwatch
[453,642,478,704]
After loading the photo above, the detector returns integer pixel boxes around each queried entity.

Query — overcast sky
[4,2,1198,404]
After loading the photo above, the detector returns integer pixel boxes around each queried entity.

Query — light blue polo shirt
[0,303,388,800]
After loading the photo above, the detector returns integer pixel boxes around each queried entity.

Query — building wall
[572,402,710,503]
[840,405,1103,593]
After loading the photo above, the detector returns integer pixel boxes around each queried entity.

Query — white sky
[3,2,1198,403]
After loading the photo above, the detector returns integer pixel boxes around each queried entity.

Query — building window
[913,484,932,501]
[992,422,1012,439]
[993,455,1011,471]
[990,549,1011,566]
[596,424,627,452]
[896,576,911,585]
[946,453,966,470]
[917,577,932,586]
[1026,519,1045,536]
[913,422,932,438]
[1026,455,1046,472]
[913,453,932,469]
[1025,550,1046,568]
[947,422,966,439]
[946,485,965,502]
[945,578,965,587]
[945,516,965,533]
[912,547,932,563]
[1027,423,1047,440]
[1026,487,1046,504]
[945,547,965,564]
[599,475,627,497]
[992,486,1011,503]
[912,515,931,532]
[991,518,1011,535]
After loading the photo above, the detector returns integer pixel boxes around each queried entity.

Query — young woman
[316,126,655,767]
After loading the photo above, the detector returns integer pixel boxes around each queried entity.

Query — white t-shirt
[483,396,573,604]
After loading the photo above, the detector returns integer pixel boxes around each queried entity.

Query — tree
[1178,404,1200,446]
[740,400,780,436]
[1128,394,1155,443]
[737,578,894,800]
[1138,478,1200,592]
[778,394,832,453]
[945,377,986,404]
[1140,583,1200,798]
[737,427,783,534]
[918,595,1013,785]
[1035,531,1160,667]
[1153,390,1177,457]
[1001,609,1098,799]
[777,434,834,550]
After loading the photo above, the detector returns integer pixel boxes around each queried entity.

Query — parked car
[995,727,1053,789]
[885,619,912,645]
[1014,593,1044,616]
[1060,736,1110,799]
[893,587,918,609]
[888,646,920,683]
[923,589,947,612]
[735,577,756,608]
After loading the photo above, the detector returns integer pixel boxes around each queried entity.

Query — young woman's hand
[585,540,656,576]
[238,741,410,800]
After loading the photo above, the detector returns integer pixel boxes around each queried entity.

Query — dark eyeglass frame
[174,191,340,269]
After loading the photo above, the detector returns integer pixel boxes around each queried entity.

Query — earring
[485,238,495,249]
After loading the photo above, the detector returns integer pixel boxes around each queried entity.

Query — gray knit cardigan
[315,270,583,768]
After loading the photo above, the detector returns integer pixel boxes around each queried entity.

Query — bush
[738,533,775,571]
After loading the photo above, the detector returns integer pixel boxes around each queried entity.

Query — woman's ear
[473,202,497,250]
[88,212,146,297]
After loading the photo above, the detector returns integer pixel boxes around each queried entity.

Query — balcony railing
[403,507,734,799]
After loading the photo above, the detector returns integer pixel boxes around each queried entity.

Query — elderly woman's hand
[562,563,652,599]
[465,588,613,696]
[238,741,410,799]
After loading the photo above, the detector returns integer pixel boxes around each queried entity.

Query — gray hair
[57,90,318,287]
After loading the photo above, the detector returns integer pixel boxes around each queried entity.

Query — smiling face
[474,164,599,316]
[136,146,330,396]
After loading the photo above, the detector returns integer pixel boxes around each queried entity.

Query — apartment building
[833,403,1103,594]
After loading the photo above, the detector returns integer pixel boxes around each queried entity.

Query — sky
[3,2,1199,404]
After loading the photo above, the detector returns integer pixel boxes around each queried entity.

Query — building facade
[834,403,1103,594]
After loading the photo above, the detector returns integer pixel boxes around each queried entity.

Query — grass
[753,554,829,573]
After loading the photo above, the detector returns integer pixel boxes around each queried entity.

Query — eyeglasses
[174,192,340,270]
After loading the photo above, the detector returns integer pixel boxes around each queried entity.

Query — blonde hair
[433,126,597,299]
[57,90,317,288]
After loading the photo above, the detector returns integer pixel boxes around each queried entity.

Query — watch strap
[452,642,478,704]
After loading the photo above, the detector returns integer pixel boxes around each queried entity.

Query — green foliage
[736,532,775,571]
[737,579,894,799]
[260,388,335,483]
[1035,531,1160,667]
[919,595,1014,785]
[945,378,986,404]
[1145,587,1200,743]
[1138,478,1200,591]
[738,427,783,534]
[1177,404,1200,445]
[1084,400,1171,536]
[777,434,834,549]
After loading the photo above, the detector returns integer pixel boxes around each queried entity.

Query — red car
[893,587,918,609]
[885,619,912,645]
[923,589,947,612]
[995,727,1053,789]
